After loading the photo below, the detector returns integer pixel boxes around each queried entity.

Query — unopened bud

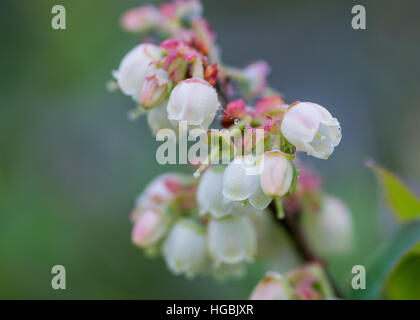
[131,208,168,247]
[259,151,294,198]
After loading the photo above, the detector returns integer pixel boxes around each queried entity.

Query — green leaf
[366,160,420,222]
[351,221,420,299]
[386,254,420,299]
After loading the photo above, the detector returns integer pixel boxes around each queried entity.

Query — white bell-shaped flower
[197,167,233,219]
[208,214,257,266]
[259,151,294,198]
[280,102,342,159]
[163,219,208,278]
[250,272,294,300]
[167,77,219,130]
[222,156,272,211]
[301,195,354,256]
[113,44,163,102]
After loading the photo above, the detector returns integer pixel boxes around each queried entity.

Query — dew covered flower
[280,102,341,159]
[113,44,163,103]
[208,214,257,266]
[300,195,354,256]
[250,271,294,300]
[222,156,272,211]
[131,208,168,247]
[197,167,233,218]
[167,77,219,129]
[163,219,208,278]
[259,151,294,198]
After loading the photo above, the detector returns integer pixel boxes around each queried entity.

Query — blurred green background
[1,0,419,299]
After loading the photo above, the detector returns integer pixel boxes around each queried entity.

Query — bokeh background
[1,0,419,299]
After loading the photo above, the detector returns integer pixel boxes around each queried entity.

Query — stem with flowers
[111,0,352,300]
[217,75,343,298]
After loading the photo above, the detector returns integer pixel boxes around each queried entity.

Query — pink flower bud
[131,208,168,247]
[243,61,270,98]
[252,95,287,122]
[259,151,294,197]
[250,272,294,300]
[140,69,171,109]
[225,99,248,119]
[121,6,161,33]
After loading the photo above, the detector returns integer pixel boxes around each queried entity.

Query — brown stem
[269,203,343,298]
[278,208,317,261]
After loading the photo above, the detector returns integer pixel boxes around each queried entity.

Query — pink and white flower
[121,5,161,33]
[167,77,219,129]
[259,151,294,198]
[131,208,168,247]
[280,102,341,159]
[113,44,163,103]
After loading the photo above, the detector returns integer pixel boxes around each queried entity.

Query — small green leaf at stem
[365,159,420,223]
[351,221,420,299]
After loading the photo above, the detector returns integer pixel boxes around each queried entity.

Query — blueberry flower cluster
[113,0,353,298]
[130,171,257,279]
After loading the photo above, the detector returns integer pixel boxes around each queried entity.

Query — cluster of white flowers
[113,42,220,133]
[130,171,257,279]
[115,0,353,297]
